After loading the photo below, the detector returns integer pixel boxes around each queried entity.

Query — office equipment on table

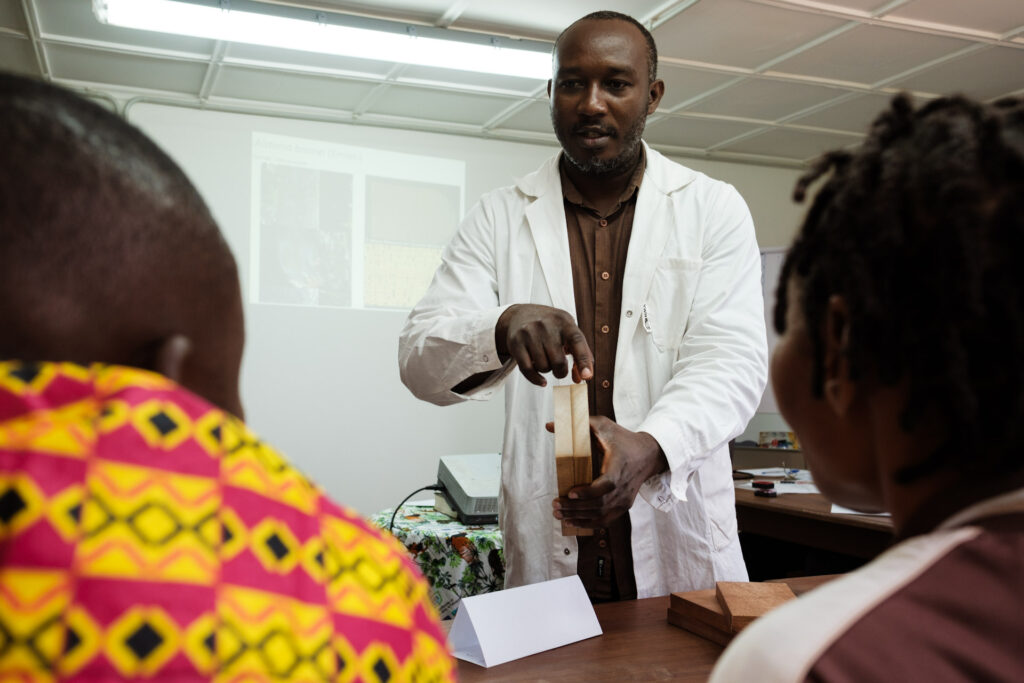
[553,383,593,536]
[436,452,500,525]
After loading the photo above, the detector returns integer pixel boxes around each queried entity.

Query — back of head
[777,94,1024,482]
[0,72,244,415]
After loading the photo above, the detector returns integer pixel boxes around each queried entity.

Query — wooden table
[452,575,834,681]
[454,595,722,682]
[735,487,893,559]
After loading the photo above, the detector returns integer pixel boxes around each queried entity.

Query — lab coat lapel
[521,159,576,317]
[620,148,675,341]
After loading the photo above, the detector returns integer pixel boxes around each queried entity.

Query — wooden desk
[735,487,893,560]
[455,596,722,682]
[453,575,835,681]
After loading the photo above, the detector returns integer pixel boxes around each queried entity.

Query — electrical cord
[388,484,444,535]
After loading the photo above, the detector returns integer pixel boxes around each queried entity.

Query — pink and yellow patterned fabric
[0,361,455,682]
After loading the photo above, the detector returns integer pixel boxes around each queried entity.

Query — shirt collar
[558,148,646,217]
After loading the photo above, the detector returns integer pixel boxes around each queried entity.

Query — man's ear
[647,79,665,114]
[546,79,553,98]
[153,334,192,384]
[822,295,855,416]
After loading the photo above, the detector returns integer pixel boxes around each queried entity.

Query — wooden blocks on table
[553,383,593,537]
[667,580,797,644]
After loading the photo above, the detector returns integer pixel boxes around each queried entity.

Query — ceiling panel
[887,46,1024,101]
[398,64,544,95]
[47,44,206,94]
[292,0,454,25]
[225,43,396,79]
[827,0,895,9]
[721,127,861,160]
[657,65,740,110]
[686,78,849,122]
[886,0,1024,35]
[771,24,972,85]
[643,116,766,149]
[0,34,38,76]
[655,0,847,69]
[216,66,377,110]
[36,0,216,56]
[368,84,517,124]
[787,92,901,133]
[0,0,27,32]
[494,99,552,134]
[453,1,661,41]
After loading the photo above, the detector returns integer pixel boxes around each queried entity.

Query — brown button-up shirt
[560,151,646,602]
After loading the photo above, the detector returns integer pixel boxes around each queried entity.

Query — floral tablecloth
[370,504,504,619]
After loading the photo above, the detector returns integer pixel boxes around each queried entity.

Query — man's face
[548,19,664,176]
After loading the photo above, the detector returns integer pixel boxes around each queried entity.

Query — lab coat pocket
[644,257,702,351]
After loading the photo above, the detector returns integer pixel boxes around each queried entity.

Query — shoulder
[713,524,1010,682]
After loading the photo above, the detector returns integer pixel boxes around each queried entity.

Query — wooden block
[666,608,733,647]
[570,382,591,457]
[573,454,592,486]
[560,520,594,536]
[669,589,730,633]
[556,455,575,497]
[715,582,796,632]
[553,385,573,456]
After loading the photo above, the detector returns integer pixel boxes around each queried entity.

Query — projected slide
[251,132,465,309]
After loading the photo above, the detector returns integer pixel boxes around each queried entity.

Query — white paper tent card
[448,575,602,667]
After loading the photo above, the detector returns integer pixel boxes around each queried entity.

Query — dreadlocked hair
[776,93,1024,484]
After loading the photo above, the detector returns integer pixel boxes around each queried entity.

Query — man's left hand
[552,416,669,528]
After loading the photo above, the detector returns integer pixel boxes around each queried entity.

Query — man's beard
[555,113,646,177]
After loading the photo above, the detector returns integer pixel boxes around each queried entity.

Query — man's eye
[607,80,629,90]
[558,80,583,89]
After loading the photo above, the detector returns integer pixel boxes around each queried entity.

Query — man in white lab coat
[399,11,767,600]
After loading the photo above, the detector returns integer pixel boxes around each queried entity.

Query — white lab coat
[399,143,767,598]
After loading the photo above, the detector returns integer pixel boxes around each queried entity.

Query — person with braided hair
[711,93,1024,682]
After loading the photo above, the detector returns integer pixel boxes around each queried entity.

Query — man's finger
[511,345,546,386]
[564,329,594,380]
[566,476,614,500]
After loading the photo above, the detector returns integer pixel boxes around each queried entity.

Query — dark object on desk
[732,470,754,480]
[754,489,778,498]
[751,480,775,490]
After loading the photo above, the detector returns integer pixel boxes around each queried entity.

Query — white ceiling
[2,0,1022,167]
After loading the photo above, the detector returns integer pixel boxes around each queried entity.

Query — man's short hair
[555,11,659,83]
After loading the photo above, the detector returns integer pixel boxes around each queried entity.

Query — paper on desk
[406,498,435,507]
[736,480,820,494]
[448,575,601,668]
[831,504,891,516]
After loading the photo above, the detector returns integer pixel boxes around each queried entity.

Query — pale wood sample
[553,383,594,537]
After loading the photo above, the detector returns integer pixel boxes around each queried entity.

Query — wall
[129,102,800,514]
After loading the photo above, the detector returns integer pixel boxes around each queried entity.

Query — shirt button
[483,355,489,362]
[598,539,607,548]
[601,380,610,389]
[625,310,633,318]
[601,324,610,334]
[599,528,606,536]
[599,219,608,227]
[601,271,610,280]
[563,548,571,556]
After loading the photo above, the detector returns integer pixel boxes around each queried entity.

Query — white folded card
[448,575,602,668]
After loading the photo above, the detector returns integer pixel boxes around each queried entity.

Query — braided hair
[776,94,1024,483]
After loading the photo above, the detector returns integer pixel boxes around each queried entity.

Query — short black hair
[776,93,1024,483]
[0,71,238,367]
[555,11,658,83]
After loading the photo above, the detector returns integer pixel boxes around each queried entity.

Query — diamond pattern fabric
[0,361,454,682]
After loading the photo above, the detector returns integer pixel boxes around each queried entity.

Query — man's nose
[578,83,608,116]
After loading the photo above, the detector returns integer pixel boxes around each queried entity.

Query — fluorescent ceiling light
[94,0,552,80]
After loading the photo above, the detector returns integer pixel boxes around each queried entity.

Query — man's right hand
[496,304,594,386]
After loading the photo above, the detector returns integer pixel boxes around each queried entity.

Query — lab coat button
[563,548,571,555]
[625,310,633,317]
